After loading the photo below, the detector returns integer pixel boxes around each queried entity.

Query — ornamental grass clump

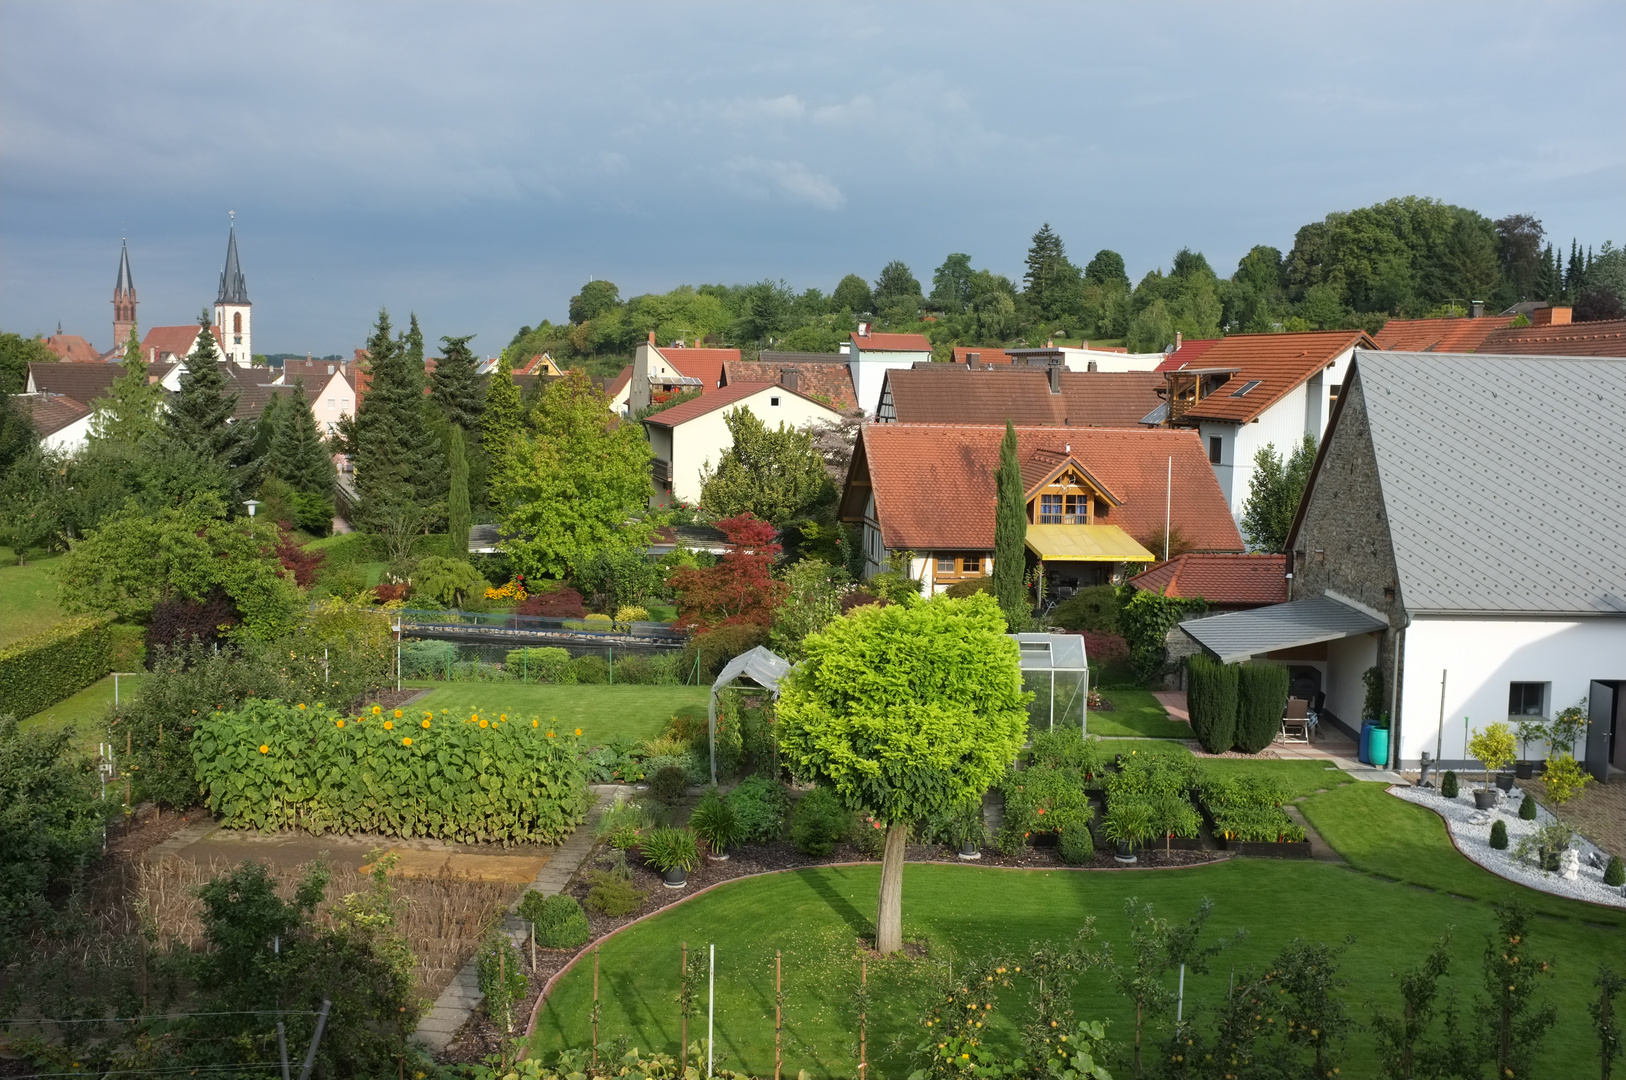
[640,826,701,874]
[193,699,592,843]
[688,788,744,855]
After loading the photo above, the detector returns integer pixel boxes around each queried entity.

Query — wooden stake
[592,945,601,1066]
[774,950,782,1080]
[530,921,536,972]
[859,957,867,1080]
[681,941,689,1069]
[499,945,508,1033]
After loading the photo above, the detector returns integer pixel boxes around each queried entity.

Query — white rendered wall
[1326,632,1381,729]
[311,371,355,434]
[1059,347,1165,373]
[214,302,252,367]
[41,414,93,456]
[1398,616,1626,768]
[851,348,930,415]
[661,391,841,505]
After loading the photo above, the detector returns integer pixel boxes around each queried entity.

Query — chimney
[1533,306,1571,326]
[1471,301,1484,319]
[694,338,700,349]
[1046,338,1054,347]
[967,351,980,366]
[647,330,656,344]
[1174,331,1183,351]
[857,322,870,337]
[781,368,799,392]
[1087,360,1098,372]
[1048,363,1061,395]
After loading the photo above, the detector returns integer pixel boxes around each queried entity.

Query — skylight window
[1229,379,1262,398]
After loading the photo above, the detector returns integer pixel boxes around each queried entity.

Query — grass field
[21,672,148,751]
[533,786,1624,1078]
[0,549,67,648]
[1084,688,1188,739]
[404,682,708,745]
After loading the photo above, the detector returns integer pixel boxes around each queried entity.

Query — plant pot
[957,840,982,861]
[1496,774,1515,792]
[1114,840,1137,864]
[662,866,687,888]
[1515,761,1534,779]
[1472,789,1499,810]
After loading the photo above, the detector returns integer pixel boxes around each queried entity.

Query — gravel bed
[1390,784,1626,908]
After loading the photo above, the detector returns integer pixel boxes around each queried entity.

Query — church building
[213,221,253,367]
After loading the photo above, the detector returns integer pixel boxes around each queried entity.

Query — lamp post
[244,499,260,518]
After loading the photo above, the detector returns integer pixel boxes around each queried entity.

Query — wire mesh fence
[398,638,700,685]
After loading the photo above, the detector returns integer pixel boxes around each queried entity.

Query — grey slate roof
[1179,595,1387,664]
[1352,350,1626,616]
[217,227,249,304]
[115,239,135,293]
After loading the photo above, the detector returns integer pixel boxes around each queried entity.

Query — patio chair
[1280,697,1311,743]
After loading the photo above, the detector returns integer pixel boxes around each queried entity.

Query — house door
[1586,680,1622,781]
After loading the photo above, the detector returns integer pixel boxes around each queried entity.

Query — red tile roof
[141,325,222,362]
[41,334,105,364]
[950,346,1015,365]
[722,360,858,411]
[850,330,932,353]
[16,394,91,438]
[1154,338,1221,372]
[1477,318,1626,357]
[26,361,118,401]
[1372,316,1515,352]
[882,367,1163,427]
[842,424,1242,553]
[641,380,839,428]
[1127,552,1288,606]
[1179,331,1371,424]
[653,345,739,392]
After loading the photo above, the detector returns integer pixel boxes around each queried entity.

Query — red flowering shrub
[373,583,409,603]
[670,514,787,633]
[145,589,240,657]
[1080,631,1130,667]
[274,527,326,588]
[517,586,585,618]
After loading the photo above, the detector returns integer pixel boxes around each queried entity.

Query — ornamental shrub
[1519,793,1538,820]
[402,639,457,679]
[505,646,574,683]
[1605,855,1625,888]
[1441,770,1458,798]
[728,775,790,842]
[1057,822,1094,864]
[519,893,590,949]
[790,786,851,856]
[679,624,769,684]
[192,699,593,843]
[1489,818,1508,850]
[569,654,611,684]
[1049,585,1122,634]
[516,586,585,619]
[612,652,680,685]
[1234,662,1290,754]
[146,590,240,655]
[585,869,645,916]
[650,764,689,804]
[0,617,112,720]
[1541,752,1593,805]
[1186,654,1238,755]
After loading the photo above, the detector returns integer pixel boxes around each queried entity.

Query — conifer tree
[404,312,425,374]
[91,324,163,447]
[350,308,446,526]
[431,334,485,433]
[992,420,1027,626]
[163,313,261,506]
[446,425,471,558]
[482,354,523,472]
[268,380,337,534]
[1023,223,1082,322]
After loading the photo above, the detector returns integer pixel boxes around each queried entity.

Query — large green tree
[162,316,261,507]
[267,381,337,533]
[431,333,485,432]
[446,425,471,558]
[991,420,1027,625]
[831,273,873,314]
[90,325,164,448]
[1240,435,1317,553]
[776,593,1029,953]
[1083,249,1129,289]
[569,280,621,324]
[491,370,653,578]
[348,309,446,526]
[0,332,54,396]
[481,354,524,473]
[929,253,976,313]
[698,407,834,525]
[1023,223,1082,322]
[872,261,922,319]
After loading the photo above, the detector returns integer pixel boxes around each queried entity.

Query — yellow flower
[394,709,403,718]
[575,728,582,736]
[259,744,269,754]
[547,731,555,738]
[422,719,431,729]
[373,705,382,715]
[499,713,506,721]
[479,719,489,729]
[383,720,393,730]
[472,714,481,724]
[402,737,412,746]
[336,719,345,728]
[297,703,306,710]
[532,719,539,728]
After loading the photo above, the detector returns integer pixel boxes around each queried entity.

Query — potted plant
[1466,722,1517,810]
[1103,801,1154,864]
[689,790,743,861]
[947,801,986,861]
[1514,716,1548,779]
[642,826,701,888]
[1548,700,1588,760]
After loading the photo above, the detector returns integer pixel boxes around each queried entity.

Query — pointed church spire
[113,237,138,349]
[217,218,249,305]
[115,238,135,293]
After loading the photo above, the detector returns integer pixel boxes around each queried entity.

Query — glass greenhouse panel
[1011,634,1089,734]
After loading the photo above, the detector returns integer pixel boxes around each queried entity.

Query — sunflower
[383,720,394,731]
[297,703,306,710]
[394,709,403,718]
[259,745,269,754]
[335,719,345,728]
[574,728,582,737]
[372,706,382,715]
[421,718,431,729]
[402,737,412,747]
[479,719,489,729]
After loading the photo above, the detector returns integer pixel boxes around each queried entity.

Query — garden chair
[1280,697,1311,743]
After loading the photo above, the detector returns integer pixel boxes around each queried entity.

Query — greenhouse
[1012,633,1090,734]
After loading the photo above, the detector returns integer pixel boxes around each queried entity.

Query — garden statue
[1560,847,1581,882]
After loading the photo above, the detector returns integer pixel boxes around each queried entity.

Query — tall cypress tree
[270,380,337,533]
[431,334,484,432]
[404,313,425,374]
[351,308,446,525]
[482,354,523,474]
[91,324,164,447]
[446,425,471,558]
[992,420,1028,626]
[163,314,261,506]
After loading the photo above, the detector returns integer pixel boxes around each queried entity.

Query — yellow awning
[1025,524,1157,563]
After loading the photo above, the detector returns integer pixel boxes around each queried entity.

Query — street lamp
[244,499,261,518]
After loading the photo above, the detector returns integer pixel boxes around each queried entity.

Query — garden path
[412,785,627,1054]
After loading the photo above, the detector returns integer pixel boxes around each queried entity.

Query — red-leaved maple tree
[670,513,788,633]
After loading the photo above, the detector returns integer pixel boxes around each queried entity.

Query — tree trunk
[875,823,907,954]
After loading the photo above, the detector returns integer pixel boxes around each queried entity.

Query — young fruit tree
[776,592,1029,953]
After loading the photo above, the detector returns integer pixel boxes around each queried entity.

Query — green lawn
[1084,688,1188,739]
[0,550,67,648]
[404,682,708,745]
[22,672,148,751]
[532,854,1622,1078]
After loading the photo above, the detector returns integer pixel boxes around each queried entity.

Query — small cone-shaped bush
[1519,793,1538,820]
[1441,770,1458,798]
[1605,855,1625,888]
[1489,819,1508,850]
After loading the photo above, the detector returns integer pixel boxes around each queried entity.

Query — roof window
[1229,379,1262,398]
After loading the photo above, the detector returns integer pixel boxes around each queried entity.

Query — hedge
[0,617,113,719]
[193,698,593,844]
[1234,662,1290,754]
[1186,654,1237,754]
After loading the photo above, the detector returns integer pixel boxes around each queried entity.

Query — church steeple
[113,238,137,350]
[217,222,249,304]
[213,213,253,367]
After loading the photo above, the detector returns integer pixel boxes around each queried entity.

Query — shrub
[585,869,645,916]
[1120,591,1206,681]
[145,590,242,655]
[476,927,527,1033]
[1519,793,1538,820]
[1049,585,1122,633]
[402,639,458,679]
[650,764,689,804]
[1605,855,1625,888]
[519,893,590,949]
[689,789,743,854]
[679,624,768,683]
[1489,818,1508,850]
[790,786,851,856]
[641,826,701,873]
[922,801,985,850]
[1441,770,1458,797]
[109,622,146,669]
[1029,729,1106,780]
[616,604,651,624]
[613,652,680,685]
[0,617,112,720]
[193,699,593,843]
[998,764,1095,853]
[569,654,611,684]
[505,646,574,683]
[517,587,585,618]
[1081,631,1133,685]
[729,774,790,842]
[942,577,993,599]
[1234,662,1290,754]
[1186,655,1238,755]
[595,796,654,849]
[1542,753,1593,805]
[1057,822,1095,864]
[446,660,510,682]
[839,590,887,613]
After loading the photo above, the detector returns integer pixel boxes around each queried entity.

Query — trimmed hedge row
[192,698,593,843]
[0,617,113,718]
[1188,657,1290,755]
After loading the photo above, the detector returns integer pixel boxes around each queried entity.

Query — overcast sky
[3,1,1622,357]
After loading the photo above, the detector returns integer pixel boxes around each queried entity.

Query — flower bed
[193,698,593,843]
[1195,773,1309,852]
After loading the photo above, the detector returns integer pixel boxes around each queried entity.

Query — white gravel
[1390,783,1626,908]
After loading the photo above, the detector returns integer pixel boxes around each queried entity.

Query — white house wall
[1325,632,1380,730]
[41,414,94,456]
[851,349,930,415]
[1397,616,1626,768]
[1060,348,1165,373]
[661,391,840,505]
